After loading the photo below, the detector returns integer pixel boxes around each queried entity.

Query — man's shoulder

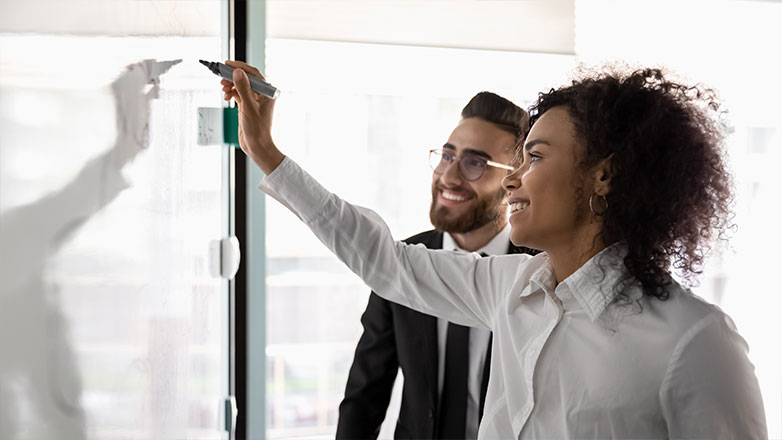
[402,229,443,248]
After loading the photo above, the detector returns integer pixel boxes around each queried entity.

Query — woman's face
[502,106,599,252]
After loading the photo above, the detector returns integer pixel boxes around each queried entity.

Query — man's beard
[429,184,506,233]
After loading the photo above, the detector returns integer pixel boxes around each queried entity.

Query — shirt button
[428,409,434,419]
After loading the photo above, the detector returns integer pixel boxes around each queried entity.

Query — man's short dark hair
[461,91,530,143]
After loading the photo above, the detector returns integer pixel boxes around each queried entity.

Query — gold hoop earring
[589,193,608,216]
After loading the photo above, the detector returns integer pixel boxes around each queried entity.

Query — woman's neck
[547,229,606,284]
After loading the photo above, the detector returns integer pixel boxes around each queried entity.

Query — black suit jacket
[336,230,537,439]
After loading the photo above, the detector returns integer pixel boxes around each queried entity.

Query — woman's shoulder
[661,281,722,316]
[646,280,738,341]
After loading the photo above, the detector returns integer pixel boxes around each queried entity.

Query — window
[262,2,782,438]
[263,38,574,439]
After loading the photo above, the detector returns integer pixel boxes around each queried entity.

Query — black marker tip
[199,60,221,75]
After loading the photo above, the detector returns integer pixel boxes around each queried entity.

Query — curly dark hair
[528,67,734,300]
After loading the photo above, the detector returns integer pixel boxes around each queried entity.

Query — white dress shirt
[261,157,767,440]
[438,228,508,440]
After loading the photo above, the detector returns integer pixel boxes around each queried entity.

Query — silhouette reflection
[0,59,178,440]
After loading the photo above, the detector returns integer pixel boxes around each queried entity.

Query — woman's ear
[592,154,614,196]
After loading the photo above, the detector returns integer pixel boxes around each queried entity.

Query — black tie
[437,322,469,439]
[478,334,491,421]
[435,251,489,439]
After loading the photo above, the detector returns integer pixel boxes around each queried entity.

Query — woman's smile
[508,198,529,215]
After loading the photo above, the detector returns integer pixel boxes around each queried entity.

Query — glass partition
[0,2,231,439]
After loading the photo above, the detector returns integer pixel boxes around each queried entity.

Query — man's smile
[438,188,472,205]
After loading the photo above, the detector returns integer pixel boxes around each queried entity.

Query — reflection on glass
[0,2,229,439]
[0,58,179,440]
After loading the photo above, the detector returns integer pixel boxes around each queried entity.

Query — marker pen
[200,60,280,100]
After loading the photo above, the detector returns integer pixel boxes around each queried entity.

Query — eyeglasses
[428,148,515,181]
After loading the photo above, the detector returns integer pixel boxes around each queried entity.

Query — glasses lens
[429,149,448,174]
[460,156,487,181]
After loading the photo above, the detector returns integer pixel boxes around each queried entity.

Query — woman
[222,62,767,439]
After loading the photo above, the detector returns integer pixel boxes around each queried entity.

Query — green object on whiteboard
[223,106,239,146]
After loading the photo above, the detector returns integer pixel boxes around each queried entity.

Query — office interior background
[0,0,780,439]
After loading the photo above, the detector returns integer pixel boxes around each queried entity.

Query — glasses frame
[428,148,515,181]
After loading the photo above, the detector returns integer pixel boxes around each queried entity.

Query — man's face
[430,117,516,233]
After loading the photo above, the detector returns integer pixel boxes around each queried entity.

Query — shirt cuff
[258,156,331,224]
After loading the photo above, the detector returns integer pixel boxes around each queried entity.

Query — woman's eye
[528,152,541,163]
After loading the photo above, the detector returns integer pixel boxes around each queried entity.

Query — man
[336,92,538,440]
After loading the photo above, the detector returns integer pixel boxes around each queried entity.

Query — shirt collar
[443,223,511,255]
[563,243,630,322]
[522,243,631,322]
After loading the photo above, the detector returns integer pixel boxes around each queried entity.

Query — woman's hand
[221,60,285,175]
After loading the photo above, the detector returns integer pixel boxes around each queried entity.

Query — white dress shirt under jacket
[438,228,508,440]
[260,157,767,440]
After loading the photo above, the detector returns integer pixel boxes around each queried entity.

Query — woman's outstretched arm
[221,60,531,328]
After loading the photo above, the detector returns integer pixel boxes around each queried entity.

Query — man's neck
[448,219,506,252]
